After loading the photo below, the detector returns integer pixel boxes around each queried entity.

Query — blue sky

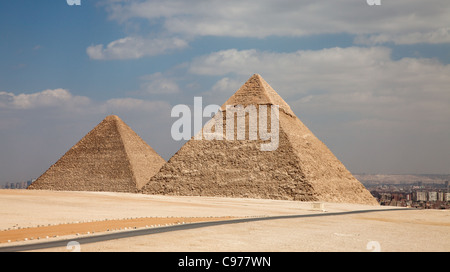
[1,0,450,185]
[0,1,133,98]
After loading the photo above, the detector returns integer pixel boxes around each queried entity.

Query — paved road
[0,208,408,252]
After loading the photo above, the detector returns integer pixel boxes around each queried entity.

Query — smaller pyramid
[28,115,165,193]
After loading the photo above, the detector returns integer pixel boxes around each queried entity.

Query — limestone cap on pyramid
[220,74,295,116]
[28,115,166,193]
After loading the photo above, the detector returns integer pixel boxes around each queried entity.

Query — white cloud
[189,49,260,76]
[86,36,188,60]
[0,89,90,110]
[355,27,450,45]
[88,1,450,60]
[189,47,450,127]
[196,76,244,105]
[139,72,181,94]
[186,46,450,174]
[104,0,450,43]
[0,90,174,184]
[0,89,171,114]
[104,97,171,112]
[211,77,242,93]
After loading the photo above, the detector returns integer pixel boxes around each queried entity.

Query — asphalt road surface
[0,208,408,252]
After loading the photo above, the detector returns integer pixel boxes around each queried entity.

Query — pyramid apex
[221,74,295,116]
[105,115,121,121]
[249,73,264,81]
[142,74,377,205]
[28,114,165,193]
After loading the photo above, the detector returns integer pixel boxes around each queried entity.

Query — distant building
[438,192,445,202]
[428,191,437,202]
[0,180,34,190]
[414,191,427,202]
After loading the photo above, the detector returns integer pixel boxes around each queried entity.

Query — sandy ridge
[0,216,238,244]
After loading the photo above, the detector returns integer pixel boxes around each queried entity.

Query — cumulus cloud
[139,72,181,94]
[103,97,171,112]
[186,46,450,173]
[189,47,450,127]
[103,0,450,43]
[0,89,174,183]
[88,0,450,60]
[0,89,90,110]
[0,89,171,114]
[86,36,188,60]
[211,77,242,93]
[355,27,450,45]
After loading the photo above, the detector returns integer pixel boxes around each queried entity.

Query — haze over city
[1,0,449,187]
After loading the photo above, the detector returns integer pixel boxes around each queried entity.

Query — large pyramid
[141,74,378,205]
[28,115,166,193]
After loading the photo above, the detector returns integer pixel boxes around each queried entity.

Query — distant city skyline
[1,1,449,185]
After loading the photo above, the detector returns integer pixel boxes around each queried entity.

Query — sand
[0,216,237,244]
[0,189,448,252]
